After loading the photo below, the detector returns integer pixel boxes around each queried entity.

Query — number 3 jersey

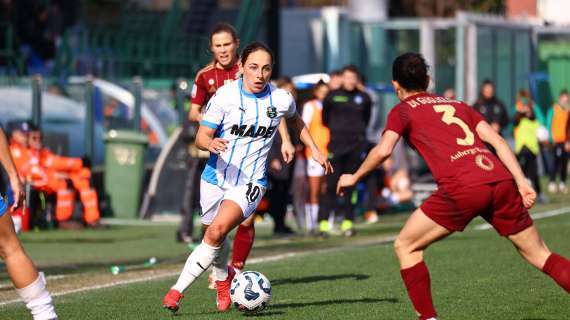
[200,79,296,189]
[384,92,512,188]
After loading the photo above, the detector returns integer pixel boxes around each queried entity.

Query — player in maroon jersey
[337,53,570,320]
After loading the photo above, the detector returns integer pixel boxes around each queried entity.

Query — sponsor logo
[354,95,363,104]
[332,95,349,103]
[230,124,277,138]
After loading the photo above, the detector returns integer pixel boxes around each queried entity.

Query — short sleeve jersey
[200,79,296,189]
[385,92,512,188]
[191,63,240,107]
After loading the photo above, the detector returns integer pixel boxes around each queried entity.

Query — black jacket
[322,88,371,154]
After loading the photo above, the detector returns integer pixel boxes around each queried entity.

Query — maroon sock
[231,224,255,270]
[542,253,570,293]
[400,261,437,320]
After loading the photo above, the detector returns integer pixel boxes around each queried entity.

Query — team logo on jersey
[475,154,494,171]
[266,106,277,118]
[354,95,363,104]
[208,78,215,85]
[224,79,233,85]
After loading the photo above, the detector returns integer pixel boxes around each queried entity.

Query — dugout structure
[317,10,570,118]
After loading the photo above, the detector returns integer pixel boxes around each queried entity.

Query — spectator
[266,133,295,236]
[443,88,455,100]
[318,65,372,237]
[328,69,343,91]
[546,89,570,194]
[301,80,329,232]
[513,90,543,200]
[473,79,509,134]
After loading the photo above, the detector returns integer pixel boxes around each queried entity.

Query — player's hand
[312,150,333,175]
[9,176,24,212]
[518,182,536,209]
[281,140,295,164]
[337,174,357,196]
[207,138,229,154]
[565,141,570,152]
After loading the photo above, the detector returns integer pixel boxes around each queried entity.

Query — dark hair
[209,23,238,45]
[240,41,274,66]
[392,53,429,92]
[560,89,568,96]
[481,79,494,87]
[342,64,360,78]
[329,69,342,77]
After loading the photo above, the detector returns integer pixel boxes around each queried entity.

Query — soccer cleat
[559,182,568,194]
[215,266,236,312]
[162,289,184,313]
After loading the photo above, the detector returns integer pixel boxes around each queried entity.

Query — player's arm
[195,125,228,154]
[278,119,295,164]
[0,128,23,211]
[476,120,536,208]
[189,103,203,122]
[336,130,400,195]
[286,113,332,174]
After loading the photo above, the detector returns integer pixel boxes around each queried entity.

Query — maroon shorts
[420,179,533,236]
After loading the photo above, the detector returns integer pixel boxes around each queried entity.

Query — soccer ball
[230,271,272,313]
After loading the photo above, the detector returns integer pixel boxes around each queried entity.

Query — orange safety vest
[551,104,569,143]
[303,99,330,159]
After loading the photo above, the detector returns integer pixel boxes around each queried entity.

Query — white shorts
[306,158,325,177]
[200,180,266,225]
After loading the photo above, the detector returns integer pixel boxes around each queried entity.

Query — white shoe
[548,182,558,193]
[559,182,568,194]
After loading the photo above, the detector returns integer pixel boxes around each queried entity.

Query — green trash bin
[104,130,148,218]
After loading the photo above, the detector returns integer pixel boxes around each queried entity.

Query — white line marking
[0,235,396,307]
[474,206,570,231]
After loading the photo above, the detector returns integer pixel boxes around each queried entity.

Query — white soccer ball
[230,271,272,313]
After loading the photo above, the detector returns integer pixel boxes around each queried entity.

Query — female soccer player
[163,41,332,313]
[337,53,570,319]
[182,23,293,281]
[0,126,57,320]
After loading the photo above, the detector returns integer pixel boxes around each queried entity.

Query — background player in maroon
[337,53,570,320]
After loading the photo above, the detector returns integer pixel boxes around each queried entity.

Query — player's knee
[204,224,226,246]
[393,237,411,257]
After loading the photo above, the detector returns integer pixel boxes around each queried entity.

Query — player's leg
[488,179,569,293]
[508,225,570,293]
[0,210,57,319]
[317,153,342,236]
[306,158,324,233]
[394,208,452,320]
[231,214,255,272]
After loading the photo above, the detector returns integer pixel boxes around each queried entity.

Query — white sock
[172,241,218,293]
[328,212,335,229]
[212,238,230,281]
[310,204,319,231]
[304,204,312,230]
[16,272,57,320]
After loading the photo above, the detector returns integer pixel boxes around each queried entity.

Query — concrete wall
[279,8,322,77]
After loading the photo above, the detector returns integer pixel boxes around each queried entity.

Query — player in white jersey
[163,42,332,314]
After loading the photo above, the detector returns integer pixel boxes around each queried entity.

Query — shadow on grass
[272,274,369,286]
[271,297,398,309]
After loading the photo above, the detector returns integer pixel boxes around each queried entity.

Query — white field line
[0,275,67,290]
[474,206,570,231]
[0,235,397,307]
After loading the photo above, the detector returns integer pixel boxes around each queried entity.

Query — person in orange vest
[301,80,330,233]
[27,128,100,226]
[546,89,570,194]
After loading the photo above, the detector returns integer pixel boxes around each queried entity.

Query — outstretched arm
[286,113,332,174]
[337,130,400,195]
[476,120,536,208]
[0,128,23,211]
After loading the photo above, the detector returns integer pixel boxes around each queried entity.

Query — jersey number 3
[433,104,475,146]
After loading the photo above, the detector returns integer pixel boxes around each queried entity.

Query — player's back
[385,92,512,189]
